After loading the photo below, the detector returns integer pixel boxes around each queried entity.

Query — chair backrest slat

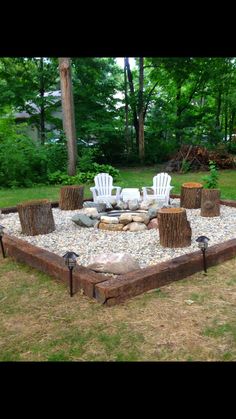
[95,173,113,196]
[153,172,171,195]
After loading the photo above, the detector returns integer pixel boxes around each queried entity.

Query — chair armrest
[112,186,121,199]
[90,187,98,202]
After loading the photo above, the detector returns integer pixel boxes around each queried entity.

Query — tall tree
[59,58,77,176]
[124,58,129,149]
[138,57,144,162]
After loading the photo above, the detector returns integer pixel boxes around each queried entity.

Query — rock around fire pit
[71,198,167,231]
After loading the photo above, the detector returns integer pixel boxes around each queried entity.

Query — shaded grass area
[1,166,236,208]
[0,256,236,361]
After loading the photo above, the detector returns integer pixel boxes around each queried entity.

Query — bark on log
[180,182,203,209]
[17,199,55,236]
[158,207,192,248]
[201,189,221,217]
[59,185,84,210]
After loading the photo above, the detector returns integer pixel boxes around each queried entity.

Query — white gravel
[1,200,236,269]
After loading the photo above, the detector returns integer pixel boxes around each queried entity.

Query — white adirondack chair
[142,172,174,206]
[90,173,121,204]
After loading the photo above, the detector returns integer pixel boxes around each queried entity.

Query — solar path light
[196,236,210,273]
[63,251,79,297]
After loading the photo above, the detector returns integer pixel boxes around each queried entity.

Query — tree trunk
[158,208,192,248]
[180,182,203,209]
[138,57,145,163]
[125,57,139,151]
[17,199,55,236]
[39,57,45,145]
[59,58,77,176]
[201,189,221,217]
[215,86,222,130]
[175,82,182,147]
[59,185,84,210]
[124,59,129,151]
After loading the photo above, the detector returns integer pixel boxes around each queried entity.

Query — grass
[0,256,236,361]
[1,166,236,208]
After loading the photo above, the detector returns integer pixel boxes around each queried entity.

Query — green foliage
[181,159,191,173]
[0,117,48,187]
[202,160,219,189]
[47,163,120,186]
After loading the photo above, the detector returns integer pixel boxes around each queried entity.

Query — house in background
[13,90,62,142]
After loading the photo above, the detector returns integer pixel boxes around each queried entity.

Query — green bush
[201,160,219,189]
[0,118,48,187]
[47,163,120,185]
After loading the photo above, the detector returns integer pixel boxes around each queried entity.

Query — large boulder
[147,218,158,229]
[87,252,140,274]
[148,207,159,219]
[71,214,96,228]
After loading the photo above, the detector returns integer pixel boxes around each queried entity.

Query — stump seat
[180,182,203,209]
[158,207,192,248]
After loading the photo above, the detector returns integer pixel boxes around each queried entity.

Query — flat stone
[100,216,119,224]
[127,222,147,232]
[128,199,139,211]
[98,222,124,231]
[71,214,96,228]
[81,208,99,219]
[148,207,159,219]
[87,252,140,274]
[114,200,126,210]
[83,202,106,212]
[119,213,133,225]
[132,214,150,224]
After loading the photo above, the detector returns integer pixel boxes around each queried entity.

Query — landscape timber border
[1,195,236,306]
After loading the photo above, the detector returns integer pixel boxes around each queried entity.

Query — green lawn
[1,166,236,208]
[0,257,235,361]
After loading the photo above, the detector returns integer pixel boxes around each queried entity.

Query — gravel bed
[1,200,236,269]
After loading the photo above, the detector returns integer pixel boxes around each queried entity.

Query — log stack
[165,145,235,172]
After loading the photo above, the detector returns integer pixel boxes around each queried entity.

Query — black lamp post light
[63,251,79,297]
[0,225,6,258]
[196,236,210,273]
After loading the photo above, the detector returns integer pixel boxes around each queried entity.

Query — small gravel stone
[2,200,236,269]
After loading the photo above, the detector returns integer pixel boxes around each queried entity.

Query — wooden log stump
[17,199,55,236]
[180,182,203,209]
[201,189,221,217]
[158,207,192,248]
[59,185,84,210]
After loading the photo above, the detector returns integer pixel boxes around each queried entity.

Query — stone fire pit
[71,198,165,232]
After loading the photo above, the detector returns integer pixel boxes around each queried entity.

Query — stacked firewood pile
[165,145,236,172]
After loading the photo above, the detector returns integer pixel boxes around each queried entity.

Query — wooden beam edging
[3,234,108,298]
[95,239,236,306]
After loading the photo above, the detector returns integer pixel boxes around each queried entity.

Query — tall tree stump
[180,182,203,209]
[158,207,192,248]
[17,199,55,236]
[59,185,84,210]
[201,189,221,217]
